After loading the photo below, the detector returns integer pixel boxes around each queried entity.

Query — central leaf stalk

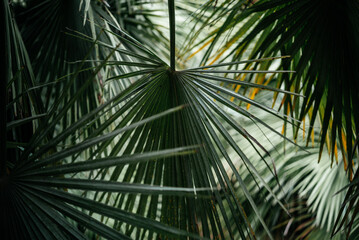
[168,0,176,71]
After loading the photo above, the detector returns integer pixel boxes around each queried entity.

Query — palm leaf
[3,0,311,239]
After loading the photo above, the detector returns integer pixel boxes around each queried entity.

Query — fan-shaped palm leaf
[3,0,311,239]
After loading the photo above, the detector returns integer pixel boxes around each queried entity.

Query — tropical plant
[3,1,205,239]
[2,0,359,239]
[181,0,359,237]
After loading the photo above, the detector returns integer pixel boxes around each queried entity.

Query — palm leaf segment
[4,1,296,239]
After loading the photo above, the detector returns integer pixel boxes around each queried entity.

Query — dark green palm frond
[183,0,359,175]
[14,0,99,88]
[4,1,205,238]
[3,0,46,189]
[80,8,304,237]
[11,0,171,168]
[0,9,202,239]
[5,104,200,240]
[3,0,331,239]
[13,0,166,122]
[184,1,359,237]
[187,1,359,237]
[12,0,177,133]
[12,0,111,151]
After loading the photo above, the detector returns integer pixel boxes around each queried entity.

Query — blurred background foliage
[2,0,359,239]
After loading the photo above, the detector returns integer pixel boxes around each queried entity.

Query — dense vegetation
[2,0,359,239]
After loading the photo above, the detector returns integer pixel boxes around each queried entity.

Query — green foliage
[224,91,349,239]
[2,0,359,239]
[183,0,359,170]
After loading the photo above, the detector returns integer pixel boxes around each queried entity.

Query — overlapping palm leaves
[183,0,359,170]
[13,0,171,121]
[181,0,359,237]
[223,92,349,239]
[4,1,207,238]
[2,0,304,239]
[87,13,296,238]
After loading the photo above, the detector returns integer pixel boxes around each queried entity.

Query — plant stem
[168,0,176,71]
